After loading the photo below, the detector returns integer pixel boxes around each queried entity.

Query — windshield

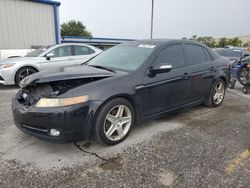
[25,45,53,57]
[215,49,242,57]
[87,46,154,71]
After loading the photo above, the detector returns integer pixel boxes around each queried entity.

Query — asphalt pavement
[0,83,249,188]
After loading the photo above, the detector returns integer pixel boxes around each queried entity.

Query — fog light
[49,129,60,137]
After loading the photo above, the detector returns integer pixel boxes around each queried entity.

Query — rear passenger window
[185,44,207,65]
[203,48,212,61]
[74,46,94,55]
[155,44,185,69]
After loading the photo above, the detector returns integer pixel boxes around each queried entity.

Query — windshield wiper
[89,65,116,73]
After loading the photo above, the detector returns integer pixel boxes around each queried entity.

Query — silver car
[0,43,102,85]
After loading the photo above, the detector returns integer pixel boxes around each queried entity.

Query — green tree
[184,35,217,48]
[243,42,250,47]
[189,35,197,40]
[228,37,242,47]
[196,36,217,48]
[218,38,228,48]
[61,20,92,37]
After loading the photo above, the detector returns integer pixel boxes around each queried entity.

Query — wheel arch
[93,94,138,125]
[218,76,227,87]
[14,65,39,85]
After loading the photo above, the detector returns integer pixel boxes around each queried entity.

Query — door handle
[182,73,190,79]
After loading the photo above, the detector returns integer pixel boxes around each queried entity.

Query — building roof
[32,0,61,6]
[61,36,135,46]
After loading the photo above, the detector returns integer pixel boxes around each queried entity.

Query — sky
[58,0,250,39]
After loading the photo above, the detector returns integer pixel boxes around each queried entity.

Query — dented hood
[20,65,116,87]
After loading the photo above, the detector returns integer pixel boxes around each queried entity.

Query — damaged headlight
[35,96,88,107]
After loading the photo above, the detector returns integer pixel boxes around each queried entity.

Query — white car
[0,43,102,85]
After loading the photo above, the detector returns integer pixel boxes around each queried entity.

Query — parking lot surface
[0,83,250,188]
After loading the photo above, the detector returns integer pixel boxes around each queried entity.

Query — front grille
[0,76,4,81]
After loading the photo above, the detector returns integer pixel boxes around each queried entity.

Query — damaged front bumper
[12,94,102,143]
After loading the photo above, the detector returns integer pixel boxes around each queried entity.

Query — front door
[142,43,190,117]
[40,45,75,70]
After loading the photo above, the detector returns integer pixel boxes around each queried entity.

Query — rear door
[142,43,190,116]
[71,45,98,64]
[183,44,216,102]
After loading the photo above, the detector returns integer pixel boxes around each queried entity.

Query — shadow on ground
[0,85,19,90]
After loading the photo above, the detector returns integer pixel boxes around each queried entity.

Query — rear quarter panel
[214,56,230,86]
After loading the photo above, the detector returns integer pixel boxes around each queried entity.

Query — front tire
[205,79,226,107]
[15,67,38,85]
[95,98,135,145]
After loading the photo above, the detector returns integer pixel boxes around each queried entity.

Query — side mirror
[46,53,54,60]
[147,64,172,77]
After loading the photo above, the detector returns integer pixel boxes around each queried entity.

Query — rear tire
[15,67,38,85]
[205,79,226,107]
[237,64,249,86]
[95,98,135,145]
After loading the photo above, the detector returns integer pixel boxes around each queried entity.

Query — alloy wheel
[18,68,35,81]
[104,105,132,141]
[213,82,225,105]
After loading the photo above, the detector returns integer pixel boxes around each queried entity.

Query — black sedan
[12,39,230,145]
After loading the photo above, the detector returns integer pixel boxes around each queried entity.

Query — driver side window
[48,46,72,58]
[155,44,185,69]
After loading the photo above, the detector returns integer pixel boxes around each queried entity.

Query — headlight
[1,63,16,69]
[35,96,88,107]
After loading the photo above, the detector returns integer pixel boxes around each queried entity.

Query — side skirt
[138,99,205,124]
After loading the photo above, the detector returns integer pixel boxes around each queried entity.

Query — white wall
[0,0,56,49]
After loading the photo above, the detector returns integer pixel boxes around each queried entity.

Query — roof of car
[138,39,174,43]
[58,43,94,47]
[119,39,208,48]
